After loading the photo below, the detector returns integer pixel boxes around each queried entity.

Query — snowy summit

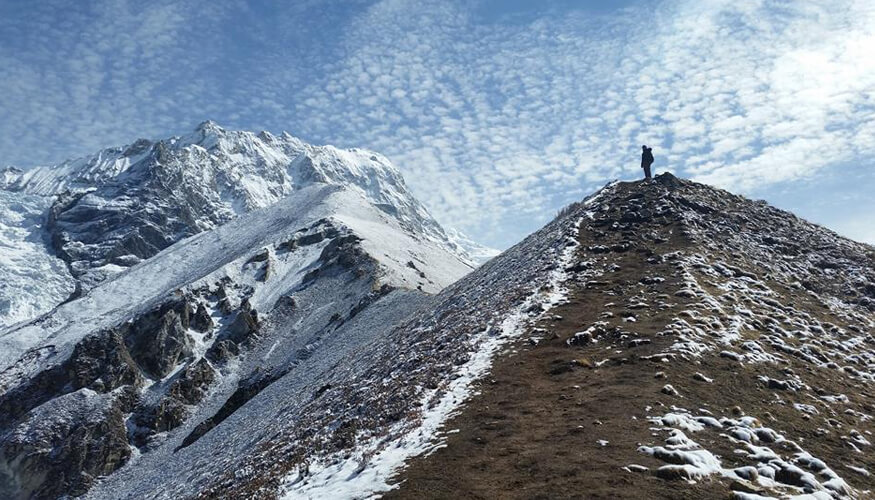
[0,122,495,331]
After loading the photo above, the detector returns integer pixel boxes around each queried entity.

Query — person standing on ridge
[641,145,654,180]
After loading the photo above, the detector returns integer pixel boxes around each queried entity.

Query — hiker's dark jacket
[641,148,654,168]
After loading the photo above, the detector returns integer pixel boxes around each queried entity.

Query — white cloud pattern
[0,0,873,248]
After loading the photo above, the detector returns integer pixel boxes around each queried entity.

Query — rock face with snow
[0,124,483,498]
[0,121,492,327]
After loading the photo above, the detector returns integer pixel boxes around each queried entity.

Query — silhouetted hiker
[641,145,654,180]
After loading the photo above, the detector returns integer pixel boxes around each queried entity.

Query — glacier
[0,190,74,330]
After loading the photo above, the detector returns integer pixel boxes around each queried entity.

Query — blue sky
[1,0,873,249]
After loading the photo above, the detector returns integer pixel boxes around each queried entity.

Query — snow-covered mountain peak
[195,118,223,134]
[4,122,418,216]
[0,123,493,322]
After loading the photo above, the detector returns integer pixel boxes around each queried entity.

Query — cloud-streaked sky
[1,0,873,249]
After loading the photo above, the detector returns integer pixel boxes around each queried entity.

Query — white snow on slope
[0,185,332,374]
[332,193,472,293]
[281,187,614,499]
[283,236,578,499]
[641,409,856,498]
[0,145,149,195]
[0,190,74,330]
[0,184,471,376]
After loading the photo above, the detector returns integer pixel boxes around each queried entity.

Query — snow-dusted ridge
[0,183,470,374]
[0,178,476,498]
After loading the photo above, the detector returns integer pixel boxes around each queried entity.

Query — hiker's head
[642,145,647,149]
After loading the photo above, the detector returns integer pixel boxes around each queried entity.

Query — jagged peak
[1,121,486,268]
[180,120,228,150]
[195,119,225,134]
[4,123,402,196]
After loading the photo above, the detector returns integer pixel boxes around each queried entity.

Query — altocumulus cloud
[1,0,873,248]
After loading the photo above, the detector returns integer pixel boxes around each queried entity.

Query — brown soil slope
[387,175,875,499]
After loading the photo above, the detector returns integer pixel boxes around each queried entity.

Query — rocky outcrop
[0,388,137,499]
[121,298,194,379]
[131,359,217,447]
[179,367,283,450]
[191,303,214,333]
[302,232,366,283]
[68,329,143,392]
[204,308,260,365]
[0,329,141,429]
[0,293,233,498]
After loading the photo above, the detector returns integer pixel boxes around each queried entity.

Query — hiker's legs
[644,164,652,180]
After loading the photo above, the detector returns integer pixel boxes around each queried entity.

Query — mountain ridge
[0,179,474,498]
[174,173,873,499]
[381,173,875,499]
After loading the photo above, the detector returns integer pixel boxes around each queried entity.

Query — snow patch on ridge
[330,191,473,294]
[640,408,856,498]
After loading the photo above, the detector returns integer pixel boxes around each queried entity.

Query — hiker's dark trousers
[643,164,652,180]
